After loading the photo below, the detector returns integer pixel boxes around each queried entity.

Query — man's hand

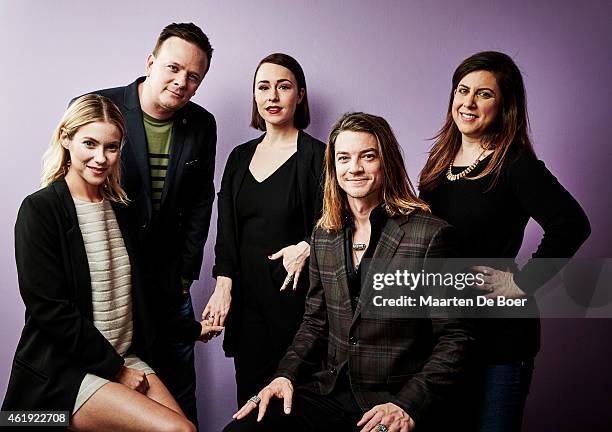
[233,377,294,422]
[357,402,415,432]
[115,366,149,394]
[198,321,224,343]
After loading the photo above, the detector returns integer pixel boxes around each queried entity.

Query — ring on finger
[282,274,294,287]
[376,424,389,432]
[248,395,261,405]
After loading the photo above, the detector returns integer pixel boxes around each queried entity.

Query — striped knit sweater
[73,199,133,355]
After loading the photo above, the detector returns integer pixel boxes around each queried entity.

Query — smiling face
[142,36,209,118]
[452,70,501,143]
[62,121,122,198]
[253,62,304,130]
[334,130,382,206]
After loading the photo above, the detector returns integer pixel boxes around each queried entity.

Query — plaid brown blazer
[274,209,474,424]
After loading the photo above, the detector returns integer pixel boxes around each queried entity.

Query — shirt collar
[343,203,388,229]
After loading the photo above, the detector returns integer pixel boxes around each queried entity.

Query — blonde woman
[2,94,221,431]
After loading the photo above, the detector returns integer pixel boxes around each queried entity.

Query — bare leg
[145,374,185,416]
[70,379,195,432]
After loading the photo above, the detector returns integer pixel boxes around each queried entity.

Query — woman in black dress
[203,53,325,406]
[419,51,590,432]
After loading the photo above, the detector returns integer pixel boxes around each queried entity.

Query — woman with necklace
[419,51,590,431]
[203,53,325,406]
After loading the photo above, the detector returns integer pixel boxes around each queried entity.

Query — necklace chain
[446,148,487,181]
[352,248,364,270]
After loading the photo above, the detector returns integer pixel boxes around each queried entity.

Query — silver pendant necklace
[352,243,367,251]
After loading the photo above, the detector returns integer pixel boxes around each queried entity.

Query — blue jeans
[478,360,534,432]
[157,294,198,429]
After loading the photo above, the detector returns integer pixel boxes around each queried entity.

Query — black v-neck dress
[233,153,308,404]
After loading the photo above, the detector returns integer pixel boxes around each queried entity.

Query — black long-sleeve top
[420,149,590,361]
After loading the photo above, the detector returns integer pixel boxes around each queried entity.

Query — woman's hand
[198,321,224,343]
[115,366,149,394]
[201,276,232,327]
[268,241,310,290]
[471,266,526,299]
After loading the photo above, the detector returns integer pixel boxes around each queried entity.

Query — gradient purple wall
[1,1,610,430]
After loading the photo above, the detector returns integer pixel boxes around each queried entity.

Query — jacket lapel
[53,179,93,319]
[113,202,155,353]
[230,137,262,229]
[330,229,352,308]
[351,216,406,325]
[296,130,315,234]
[161,111,188,206]
[123,80,152,219]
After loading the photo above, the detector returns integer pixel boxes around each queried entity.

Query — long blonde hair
[317,112,429,231]
[41,94,128,203]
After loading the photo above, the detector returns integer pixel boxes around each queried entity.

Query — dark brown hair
[250,53,310,131]
[419,51,535,192]
[153,23,213,72]
[318,112,429,230]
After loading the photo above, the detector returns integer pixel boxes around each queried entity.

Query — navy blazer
[94,77,217,282]
[213,131,326,356]
[2,178,155,412]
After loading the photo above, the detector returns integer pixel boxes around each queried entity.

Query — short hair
[250,53,310,131]
[318,112,429,230]
[153,23,213,71]
[42,94,128,203]
[419,51,535,192]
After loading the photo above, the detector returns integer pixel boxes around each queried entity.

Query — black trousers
[223,385,364,432]
[224,380,476,432]
[156,293,198,429]
[144,240,200,428]
[234,293,305,407]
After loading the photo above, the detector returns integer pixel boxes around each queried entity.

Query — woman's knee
[167,417,196,432]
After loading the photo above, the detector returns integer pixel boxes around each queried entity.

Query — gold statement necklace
[446,148,487,181]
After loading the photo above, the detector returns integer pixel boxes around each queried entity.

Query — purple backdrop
[1,1,610,430]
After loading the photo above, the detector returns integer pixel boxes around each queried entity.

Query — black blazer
[94,77,217,283]
[2,178,155,412]
[213,131,326,356]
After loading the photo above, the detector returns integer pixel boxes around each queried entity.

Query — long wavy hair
[41,94,128,203]
[419,51,535,192]
[317,112,429,231]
